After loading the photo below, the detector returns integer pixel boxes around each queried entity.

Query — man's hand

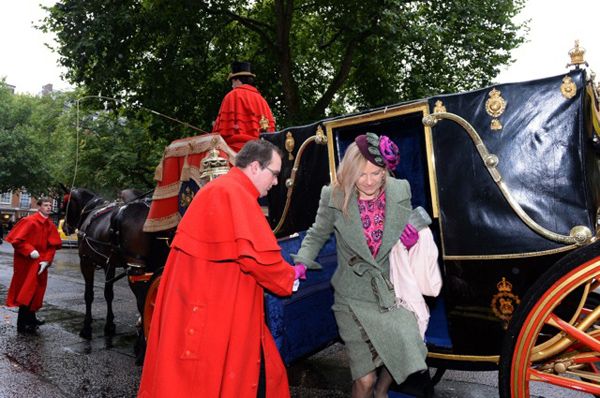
[30,250,40,259]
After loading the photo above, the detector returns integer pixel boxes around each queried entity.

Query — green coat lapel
[376,179,409,263]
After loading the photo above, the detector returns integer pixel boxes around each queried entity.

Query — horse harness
[78,201,121,270]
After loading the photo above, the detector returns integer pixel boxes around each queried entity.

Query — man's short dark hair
[235,139,283,168]
[37,197,52,206]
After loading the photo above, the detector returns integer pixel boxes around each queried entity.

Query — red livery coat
[138,167,295,398]
[212,84,276,152]
[5,212,62,311]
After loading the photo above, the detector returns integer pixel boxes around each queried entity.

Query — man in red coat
[138,140,306,398]
[212,61,276,152]
[5,197,62,334]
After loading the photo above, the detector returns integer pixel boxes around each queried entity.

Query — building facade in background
[0,191,59,233]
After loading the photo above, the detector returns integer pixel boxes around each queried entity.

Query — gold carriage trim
[423,111,593,250]
[433,100,446,113]
[272,129,328,235]
[441,243,579,260]
[561,75,577,99]
[285,132,295,160]
[491,277,521,329]
[485,88,506,131]
[427,352,499,364]
[199,146,230,181]
[566,40,588,68]
[259,115,270,131]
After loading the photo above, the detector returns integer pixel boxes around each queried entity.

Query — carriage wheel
[499,241,600,398]
[143,274,162,340]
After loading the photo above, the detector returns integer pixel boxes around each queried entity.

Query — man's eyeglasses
[264,166,280,178]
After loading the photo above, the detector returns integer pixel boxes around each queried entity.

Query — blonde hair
[332,143,387,216]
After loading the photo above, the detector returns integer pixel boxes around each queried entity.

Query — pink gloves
[293,264,307,280]
[400,224,419,250]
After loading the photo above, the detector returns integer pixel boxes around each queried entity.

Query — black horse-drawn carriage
[261,46,600,397]
[68,44,600,397]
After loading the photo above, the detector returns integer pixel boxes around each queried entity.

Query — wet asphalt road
[0,241,594,398]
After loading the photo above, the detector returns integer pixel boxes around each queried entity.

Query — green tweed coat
[292,178,427,383]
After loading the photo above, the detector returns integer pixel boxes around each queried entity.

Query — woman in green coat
[293,133,428,398]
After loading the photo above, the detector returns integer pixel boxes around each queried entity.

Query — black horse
[62,188,157,340]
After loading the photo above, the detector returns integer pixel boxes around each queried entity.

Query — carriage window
[0,191,11,204]
[19,192,31,208]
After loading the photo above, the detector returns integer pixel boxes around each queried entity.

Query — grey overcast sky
[0,0,71,94]
[0,1,599,94]
[494,0,599,83]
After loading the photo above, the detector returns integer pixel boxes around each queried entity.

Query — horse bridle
[65,195,106,231]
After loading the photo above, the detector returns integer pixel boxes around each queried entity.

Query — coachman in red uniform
[212,61,276,152]
[138,140,307,398]
[5,197,61,334]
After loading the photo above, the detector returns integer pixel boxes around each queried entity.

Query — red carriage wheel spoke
[572,355,600,364]
[547,313,600,353]
[529,368,600,394]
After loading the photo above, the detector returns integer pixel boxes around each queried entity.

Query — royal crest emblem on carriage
[485,88,506,131]
[491,277,521,329]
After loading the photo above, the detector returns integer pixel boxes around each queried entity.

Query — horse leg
[80,258,95,339]
[103,263,116,336]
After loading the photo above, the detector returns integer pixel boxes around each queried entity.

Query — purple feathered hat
[355,132,400,171]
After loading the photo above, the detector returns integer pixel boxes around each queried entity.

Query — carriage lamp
[199,146,230,184]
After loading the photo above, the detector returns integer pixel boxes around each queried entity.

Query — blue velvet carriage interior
[266,233,339,364]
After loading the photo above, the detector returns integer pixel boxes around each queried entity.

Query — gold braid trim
[162,134,237,160]
[142,213,181,232]
[152,182,181,200]
[154,156,165,182]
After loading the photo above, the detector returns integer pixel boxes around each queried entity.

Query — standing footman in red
[5,197,62,334]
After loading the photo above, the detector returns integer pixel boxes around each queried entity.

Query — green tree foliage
[0,82,52,196]
[71,107,168,197]
[41,0,527,140]
[0,82,165,198]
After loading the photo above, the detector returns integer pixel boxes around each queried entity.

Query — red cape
[139,168,294,398]
[212,84,276,152]
[5,212,62,311]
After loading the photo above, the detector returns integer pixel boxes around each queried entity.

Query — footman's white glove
[38,261,50,275]
[30,250,40,259]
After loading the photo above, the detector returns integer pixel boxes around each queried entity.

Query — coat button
[184,350,192,357]
[188,328,195,335]
[192,306,199,312]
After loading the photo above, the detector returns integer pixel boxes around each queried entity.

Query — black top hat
[228,61,256,80]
